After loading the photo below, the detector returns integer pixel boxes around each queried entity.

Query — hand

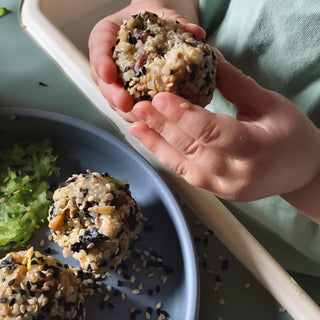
[88,0,205,120]
[129,51,320,203]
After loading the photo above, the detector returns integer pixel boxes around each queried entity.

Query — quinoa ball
[48,171,143,274]
[113,11,216,107]
[0,247,85,320]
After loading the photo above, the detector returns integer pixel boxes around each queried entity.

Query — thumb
[215,49,270,113]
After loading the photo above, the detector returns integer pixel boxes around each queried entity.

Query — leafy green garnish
[0,139,59,247]
[0,7,9,17]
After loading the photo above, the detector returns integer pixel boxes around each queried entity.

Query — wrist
[281,169,320,225]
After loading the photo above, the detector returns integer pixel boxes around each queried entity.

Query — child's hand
[88,0,205,114]
[129,51,320,203]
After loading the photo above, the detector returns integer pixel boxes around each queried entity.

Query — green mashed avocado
[0,139,58,247]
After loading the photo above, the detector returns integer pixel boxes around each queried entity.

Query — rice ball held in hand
[0,247,85,320]
[113,11,216,107]
[48,171,143,274]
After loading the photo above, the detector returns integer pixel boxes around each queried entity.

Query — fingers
[130,121,187,167]
[96,77,134,112]
[132,101,202,159]
[131,94,260,158]
[183,23,206,40]
[88,17,120,84]
[130,121,218,188]
[142,93,252,153]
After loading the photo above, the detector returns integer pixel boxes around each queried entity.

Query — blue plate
[0,108,199,320]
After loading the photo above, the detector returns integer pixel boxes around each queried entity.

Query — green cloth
[199,0,320,276]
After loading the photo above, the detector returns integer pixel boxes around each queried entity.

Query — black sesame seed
[0,297,7,303]
[38,271,46,278]
[215,275,222,282]
[179,81,185,90]
[128,34,137,45]
[8,278,15,286]
[99,301,105,310]
[44,248,52,254]
[124,81,130,90]
[18,289,26,295]
[221,259,229,270]
[38,81,48,87]
[8,297,16,307]
[161,310,170,317]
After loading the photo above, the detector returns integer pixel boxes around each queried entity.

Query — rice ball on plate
[48,171,143,274]
[113,11,216,107]
[0,247,85,320]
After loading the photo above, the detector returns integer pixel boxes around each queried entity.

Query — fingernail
[132,106,147,121]
[130,122,143,139]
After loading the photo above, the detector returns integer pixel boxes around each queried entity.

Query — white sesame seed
[161,275,167,283]
[180,102,190,109]
[132,289,140,295]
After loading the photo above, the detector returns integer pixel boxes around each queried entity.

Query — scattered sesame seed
[132,289,140,295]
[180,102,190,109]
